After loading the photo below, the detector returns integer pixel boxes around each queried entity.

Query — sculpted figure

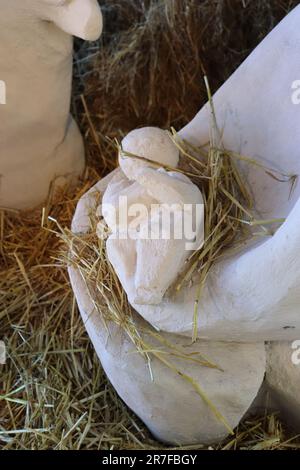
[0,0,103,210]
[69,5,300,444]
[101,127,204,306]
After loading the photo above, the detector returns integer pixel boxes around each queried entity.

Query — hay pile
[1,0,300,450]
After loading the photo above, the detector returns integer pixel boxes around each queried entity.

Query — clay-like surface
[69,174,266,445]
[127,6,300,342]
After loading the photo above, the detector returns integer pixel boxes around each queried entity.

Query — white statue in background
[100,127,204,305]
[0,0,103,210]
[69,4,300,445]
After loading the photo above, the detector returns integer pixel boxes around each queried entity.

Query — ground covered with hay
[1,0,300,450]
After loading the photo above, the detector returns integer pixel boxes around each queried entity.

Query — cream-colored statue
[101,127,204,306]
[70,169,266,445]
[0,0,103,210]
[126,5,300,344]
[69,5,300,445]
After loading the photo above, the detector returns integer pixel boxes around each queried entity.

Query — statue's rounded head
[39,0,103,41]
[119,127,180,181]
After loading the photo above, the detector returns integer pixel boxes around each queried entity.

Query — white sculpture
[69,5,300,444]
[0,0,103,210]
[101,127,204,305]
[69,173,266,445]
[123,5,300,343]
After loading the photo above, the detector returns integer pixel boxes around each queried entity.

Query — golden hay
[1,0,300,450]
[54,119,293,441]
[2,171,300,450]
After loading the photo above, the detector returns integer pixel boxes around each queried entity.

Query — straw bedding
[1,0,300,450]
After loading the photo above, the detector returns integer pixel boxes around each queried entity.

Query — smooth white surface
[103,128,204,305]
[104,170,204,305]
[0,0,103,210]
[119,127,179,180]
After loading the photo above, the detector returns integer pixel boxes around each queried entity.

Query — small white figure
[100,127,204,305]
